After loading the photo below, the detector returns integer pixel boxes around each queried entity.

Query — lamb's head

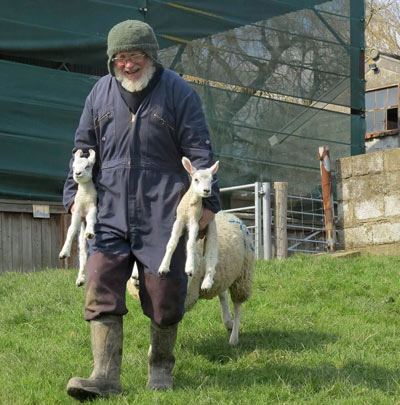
[182,157,219,198]
[72,149,96,184]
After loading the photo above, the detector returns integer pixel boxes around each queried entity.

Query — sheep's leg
[218,291,233,330]
[59,212,81,259]
[76,222,87,286]
[158,219,185,274]
[185,218,199,276]
[84,206,97,239]
[229,302,242,345]
[201,218,218,291]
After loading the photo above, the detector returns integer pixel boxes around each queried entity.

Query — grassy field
[2,254,400,404]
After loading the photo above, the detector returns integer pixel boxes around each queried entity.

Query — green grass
[2,254,400,404]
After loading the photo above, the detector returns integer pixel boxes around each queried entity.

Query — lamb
[59,149,97,286]
[158,157,219,291]
[128,211,255,345]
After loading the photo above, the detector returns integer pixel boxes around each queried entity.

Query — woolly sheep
[128,211,255,345]
[158,157,219,291]
[59,149,97,286]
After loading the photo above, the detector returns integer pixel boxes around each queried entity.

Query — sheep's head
[182,157,219,198]
[72,149,96,184]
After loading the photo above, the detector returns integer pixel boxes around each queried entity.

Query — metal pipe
[263,182,272,260]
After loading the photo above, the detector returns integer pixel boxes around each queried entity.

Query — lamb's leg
[158,219,184,274]
[76,222,87,286]
[130,262,139,287]
[201,218,218,290]
[85,206,97,239]
[229,302,242,345]
[185,218,199,276]
[218,291,233,330]
[59,212,81,259]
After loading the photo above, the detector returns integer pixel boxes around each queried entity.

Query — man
[63,20,220,400]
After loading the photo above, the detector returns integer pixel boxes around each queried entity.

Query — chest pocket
[95,107,116,158]
[151,111,175,133]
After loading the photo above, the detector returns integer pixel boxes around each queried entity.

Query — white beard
[115,62,156,93]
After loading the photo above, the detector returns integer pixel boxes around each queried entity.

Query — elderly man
[63,20,220,400]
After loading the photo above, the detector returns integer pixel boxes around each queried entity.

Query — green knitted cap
[107,20,160,76]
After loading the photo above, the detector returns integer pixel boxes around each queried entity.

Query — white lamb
[59,149,97,286]
[128,212,255,345]
[158,157,219,291]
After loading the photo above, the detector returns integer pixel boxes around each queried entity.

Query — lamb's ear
[211,160,219,175]
[88,149,96,164]
[182,157,196,175]
[74,149,83,159]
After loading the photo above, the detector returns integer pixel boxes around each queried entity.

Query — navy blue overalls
[63,68,220,326]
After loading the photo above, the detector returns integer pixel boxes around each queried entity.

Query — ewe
[158,157,219,291]
[185,212,254,345]
[59,149,97,286]
[128,212,255,345]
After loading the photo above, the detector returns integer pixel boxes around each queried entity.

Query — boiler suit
[63,68,220,326]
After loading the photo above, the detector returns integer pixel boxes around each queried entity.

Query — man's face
[113,50,149,83]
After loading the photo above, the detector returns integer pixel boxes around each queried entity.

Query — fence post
[262,182,272,260]
[274,182,288,259]
[254,182,262,259]
[318,146,336,253]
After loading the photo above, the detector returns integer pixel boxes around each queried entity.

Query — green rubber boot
[66,315,123,400]
[147,320,178,390]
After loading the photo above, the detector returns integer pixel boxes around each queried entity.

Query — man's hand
[197,208,215,239]
[70,203,75,214]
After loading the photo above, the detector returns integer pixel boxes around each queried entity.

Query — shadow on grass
[189,327,338,362]
[176,359,400,394]
[179,328,399,393]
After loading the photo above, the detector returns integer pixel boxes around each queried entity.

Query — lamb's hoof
[201,277,214,291]
[130,278,139,287]
[185,265,195,277]
[59,251,69,260]
[85,232,94,239]
[158,267,169,275]
[76,278,85,287]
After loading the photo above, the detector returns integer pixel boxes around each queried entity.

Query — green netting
[153,0,365,195]
[0,0,365,200]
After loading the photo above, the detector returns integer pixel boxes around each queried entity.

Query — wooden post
[318,146,336,253]
[274,182,288,259]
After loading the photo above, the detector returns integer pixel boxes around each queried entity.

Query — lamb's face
[72,151,95,184]
[192,169,213,198]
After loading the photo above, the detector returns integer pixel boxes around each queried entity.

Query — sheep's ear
[211,160,219,175]
[74,149,83,159]
[88,149,96,163]
[182,157,196,175]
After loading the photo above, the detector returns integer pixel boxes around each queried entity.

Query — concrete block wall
[336,148,400,253]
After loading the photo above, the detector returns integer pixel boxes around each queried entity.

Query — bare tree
[365,0,400,55]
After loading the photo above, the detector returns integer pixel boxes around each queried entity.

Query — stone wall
[336,148,400,254]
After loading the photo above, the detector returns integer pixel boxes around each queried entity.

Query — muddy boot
[66,315,123,400]
[146,320,178,390]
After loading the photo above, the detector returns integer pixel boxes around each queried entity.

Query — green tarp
[0,59,98,200]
